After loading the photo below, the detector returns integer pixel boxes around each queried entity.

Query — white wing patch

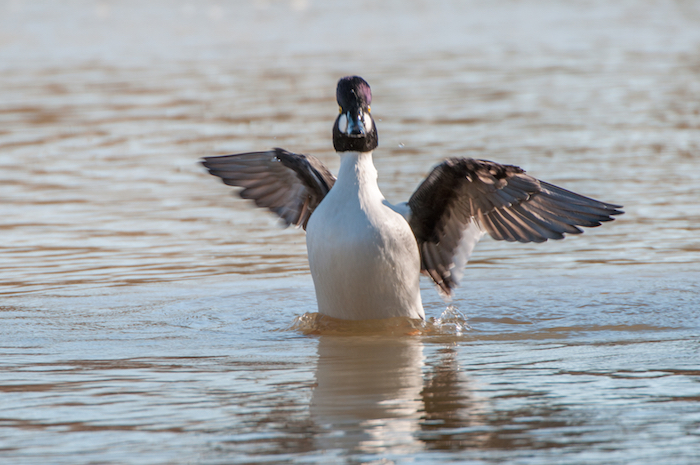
[448,220,485,291]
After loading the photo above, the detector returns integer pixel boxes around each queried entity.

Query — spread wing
[202,148,336,229]
[407,158,623,296]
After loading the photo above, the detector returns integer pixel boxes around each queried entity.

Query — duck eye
[367,106,371,113]
[338,106,342,114]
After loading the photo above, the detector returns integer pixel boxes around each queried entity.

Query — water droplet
[433,305,471,335]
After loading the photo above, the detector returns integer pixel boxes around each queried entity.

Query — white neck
[335,151,383,202]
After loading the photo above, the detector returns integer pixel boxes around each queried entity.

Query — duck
[202,76,623,321]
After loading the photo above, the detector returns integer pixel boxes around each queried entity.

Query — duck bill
[345,110,366,137]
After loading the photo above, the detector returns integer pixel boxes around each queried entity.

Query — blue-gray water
[1,1,700,463]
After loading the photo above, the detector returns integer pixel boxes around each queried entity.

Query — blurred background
[1,0,699,291]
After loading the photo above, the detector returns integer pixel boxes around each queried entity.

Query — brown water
[1,1,700,463]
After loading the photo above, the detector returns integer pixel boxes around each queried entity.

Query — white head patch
[338,113,348,133]
[362,112,373,132]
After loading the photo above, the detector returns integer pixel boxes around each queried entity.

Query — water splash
[288,306,471,336]
[288,312,425,335]
[427,305,472,336]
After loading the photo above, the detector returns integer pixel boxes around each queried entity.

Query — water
[1,1,700,463]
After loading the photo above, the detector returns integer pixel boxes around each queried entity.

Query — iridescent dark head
[333,76,378,153]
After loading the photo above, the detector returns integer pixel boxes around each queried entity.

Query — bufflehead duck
[202,76,622,321]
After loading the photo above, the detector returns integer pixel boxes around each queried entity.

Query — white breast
[305,152,424,320]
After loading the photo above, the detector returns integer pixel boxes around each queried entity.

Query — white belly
[306,189,424,321]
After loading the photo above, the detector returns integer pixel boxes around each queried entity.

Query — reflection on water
[1,0,700,463]
[420,347,487,451]
[310,338,488,457]
[311,336,425,456]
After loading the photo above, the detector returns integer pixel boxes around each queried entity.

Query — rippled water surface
[2,1,700,463]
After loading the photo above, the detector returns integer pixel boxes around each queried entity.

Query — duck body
[202,76,623,321]
[306,151,424,320]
